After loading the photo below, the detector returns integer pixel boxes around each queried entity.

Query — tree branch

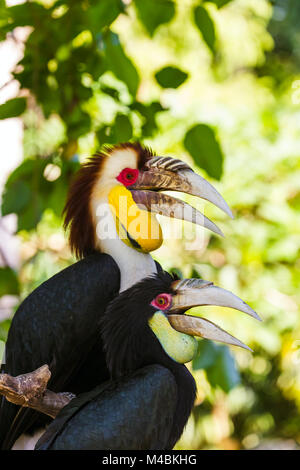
[0,365,75,419]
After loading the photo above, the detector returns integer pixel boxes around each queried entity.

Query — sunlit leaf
[100,31,140,97]
[135,0,175,36]
[194,5,216,54]
[192,339,219,370]
[0,339,5,366]
[6,2,47,27]
[0,320,10,343]
[87,0,124,35]
[131,101,163,137]
[0,98,26,120]
[184,123,224,180]
[206,345,241,392]
[97,114,133,144]
[0,267,19,297]
[169,267,184,279]
[205,0,232,8]
[112,114,133,142]
[193,340,240,392]
[2,180,31,216]
[0,158,76,231]
[155,66,188,89]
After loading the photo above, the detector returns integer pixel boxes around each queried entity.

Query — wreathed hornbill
[0,143,233,449]
[35,272,259,450]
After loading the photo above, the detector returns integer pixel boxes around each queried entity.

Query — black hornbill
[35,272,259,450]
[0,143,234,449]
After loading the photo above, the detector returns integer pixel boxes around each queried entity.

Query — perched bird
[35,272,260,450]
[0,143,232,449]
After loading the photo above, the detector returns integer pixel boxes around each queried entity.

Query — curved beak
[130,156,233,237]
[130,190,224,237]
[167,278,261,351]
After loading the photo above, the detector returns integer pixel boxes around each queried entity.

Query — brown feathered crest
[63,143,155,259]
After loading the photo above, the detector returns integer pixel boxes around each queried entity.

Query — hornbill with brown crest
[35,272,260,450]
[0,143,235,449]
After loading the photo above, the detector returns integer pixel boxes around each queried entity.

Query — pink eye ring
[151,293,172,311]
[116,168,139,187]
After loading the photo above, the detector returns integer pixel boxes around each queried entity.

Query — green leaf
[205,0,232,8]
[87,0,124,35]
[113,114,133,142]
[100,31,140,97]
[3,159,35,185]
[1,159,47,231]
[206,345,241,392]
[17,195,44,232]
[47,178,68,218]
[169,267,184,279]
[131,101,163,137]
[184,123,224,180]
[6,2,47,28]
[135,0,175,36]
[0,319,10,343]
[192,339,219,370]
[155,66,188,89]
[193,340,241,392]
[0,339,5,366]
[101,85,121,101]
[0,267,19,297]
[66,108,91,140]
[97,114,133,144]
[2,180,31,216]
[47,159,80,217]
[194,5,216,54]
[0,0,9,38]
[0,98,26,120]
[190,267,203,279]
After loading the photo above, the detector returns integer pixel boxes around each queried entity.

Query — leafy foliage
[194,5,216,54]
[155,66,188,89]
[184,124,224,180]
[206,0,233,8]
[134,0,175,36]
[0,98,26,119]
[0,268,19,297]
[0,0,300,451]
[193,340,240,393]
[99,30,140,98]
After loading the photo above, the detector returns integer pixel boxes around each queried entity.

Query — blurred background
[0,0,300,450]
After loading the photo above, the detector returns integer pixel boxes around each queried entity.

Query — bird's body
[0,143,243,449]
[35,365,180,450]
[0,253,120,449]
[33,271,258,450]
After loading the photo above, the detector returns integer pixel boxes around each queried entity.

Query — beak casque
[167,278,261,351]
[130,156,233,236]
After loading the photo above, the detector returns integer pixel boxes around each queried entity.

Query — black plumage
[36,365,178,450]
[0,253,120,449]
[0,142,232,449]
[34,272,197,450]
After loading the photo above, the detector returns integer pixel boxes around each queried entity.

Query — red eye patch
[117,168,139,187]
[151,293,172,311]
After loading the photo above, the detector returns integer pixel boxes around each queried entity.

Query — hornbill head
[63,143,233,259]
[102,272,260,379]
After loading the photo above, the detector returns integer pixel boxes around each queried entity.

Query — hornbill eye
[151,293,172,311]
[117,168,139,187]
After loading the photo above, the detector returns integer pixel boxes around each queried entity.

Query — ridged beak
[130,156,233,237]
[167,278,261,351]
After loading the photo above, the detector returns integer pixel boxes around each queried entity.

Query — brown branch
[0,365,75,419]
